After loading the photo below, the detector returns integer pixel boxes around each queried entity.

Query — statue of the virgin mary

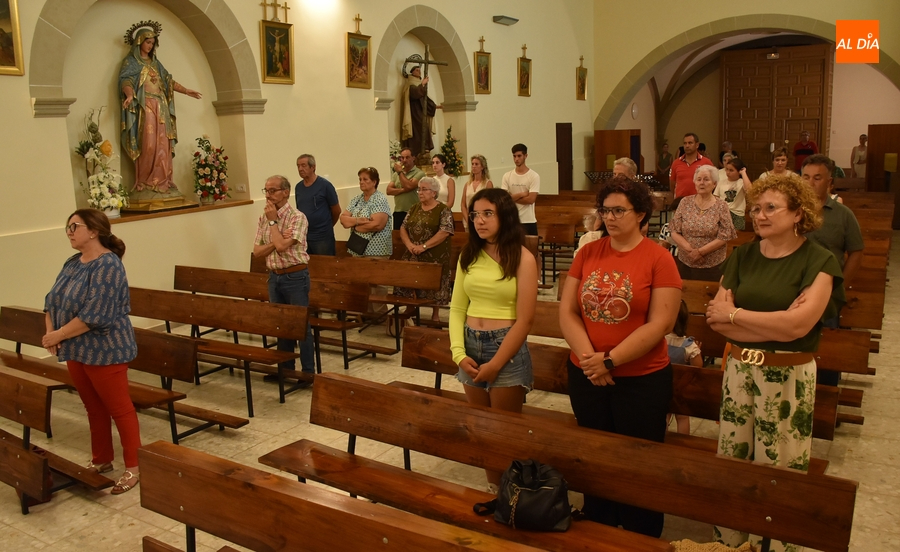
[119,20,202,209]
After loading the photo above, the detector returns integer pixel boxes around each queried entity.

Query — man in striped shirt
[253,175,314,377]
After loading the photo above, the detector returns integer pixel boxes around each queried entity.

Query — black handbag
[347,232,370,255]
[473,459,572,532]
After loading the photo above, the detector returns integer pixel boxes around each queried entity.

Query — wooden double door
[721,44,833,178]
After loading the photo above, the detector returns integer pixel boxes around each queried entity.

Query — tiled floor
[1,236,898,551]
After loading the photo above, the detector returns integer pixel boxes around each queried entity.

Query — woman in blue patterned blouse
[42,209,141,495]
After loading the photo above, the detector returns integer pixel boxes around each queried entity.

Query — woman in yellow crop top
[450,187,537,489]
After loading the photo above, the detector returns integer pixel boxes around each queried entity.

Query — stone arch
[29,0,264,117]
[595,15,900,129]
[372,5,476,113]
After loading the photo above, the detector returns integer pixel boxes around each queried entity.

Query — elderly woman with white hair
[669,164,737,281]
[395,176,455,321]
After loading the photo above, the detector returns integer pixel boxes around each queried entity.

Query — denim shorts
[456,325,533,392]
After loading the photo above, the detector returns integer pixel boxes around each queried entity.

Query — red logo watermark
[836,20,879,63]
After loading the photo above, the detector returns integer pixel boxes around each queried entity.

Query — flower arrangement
[75,107,128,215]
[389,139,402,166]
[440,127,465,177]
[192,135,229,202]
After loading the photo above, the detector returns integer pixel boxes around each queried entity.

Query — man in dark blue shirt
[295,154,341,255]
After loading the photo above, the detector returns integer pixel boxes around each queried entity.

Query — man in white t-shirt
[500,143,540,235]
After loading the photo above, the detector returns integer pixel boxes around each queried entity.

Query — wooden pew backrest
[0,306,46,349]
[139,440,540,552]
[311,373,857,552]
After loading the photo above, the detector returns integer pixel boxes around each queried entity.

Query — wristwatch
[267,219,277,227]
[603,357,615,372]
[422,243,428,250]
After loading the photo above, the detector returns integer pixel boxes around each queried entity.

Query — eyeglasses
[468,210,496,222]
[598,207,633,219]
[748,203,788,219]
[65,222,87,234]
[262,188,283,195]
[417,187,435,193]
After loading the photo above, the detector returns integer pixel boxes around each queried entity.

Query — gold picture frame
[474,51,491,94]
[346,32,371,89]
[260,20,294,85]
[517,57,531,97]
[576,66,587,101]
[0,0,24,76]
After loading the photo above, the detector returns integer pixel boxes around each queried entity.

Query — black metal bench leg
[314,329,323,374]
[404,448,411,471]
[342,329,350,370]
[244,361,254,417]
[760,537,771,552]
[186,526,196,552]
[168,403,180,445]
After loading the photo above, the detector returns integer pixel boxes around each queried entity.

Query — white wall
[0,0,595,331]
[830,63,900,166]
[615,82,656,173]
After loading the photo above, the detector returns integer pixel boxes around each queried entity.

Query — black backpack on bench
[473,459,572,532]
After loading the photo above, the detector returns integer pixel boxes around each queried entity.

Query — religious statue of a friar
[400,63,437,159]
[119,20,202,209]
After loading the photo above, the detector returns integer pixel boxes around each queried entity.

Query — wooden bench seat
[140,440,541,552]
[0,365,114,513]
[175,265,391,372]
[265,373,857,552]
[261,439,674,552]
[129,287,310,417]
[1,305,246,443]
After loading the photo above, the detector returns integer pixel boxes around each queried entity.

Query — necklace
[695,195,716,212]
[762,238,803,259]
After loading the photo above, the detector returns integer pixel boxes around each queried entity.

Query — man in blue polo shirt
[295,154,341,255]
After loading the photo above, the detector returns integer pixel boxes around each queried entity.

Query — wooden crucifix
[280,2,291,23]
[354,13,363,34]
[478,36,485,52]
[521,44,528,58]
[405,44,448,159]
[259,0,278,21]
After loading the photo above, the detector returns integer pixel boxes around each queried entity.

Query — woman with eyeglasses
[450,187,537,491]
[705,173,843,551]
[459,154,493,228]
[394,176,454,322]
[559,175,681,537]
[42,209,141,495]
[339,167,392,258]
[669,165,737,282]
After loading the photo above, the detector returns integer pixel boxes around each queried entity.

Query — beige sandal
[85,461,113,475]
[110,470,140,495]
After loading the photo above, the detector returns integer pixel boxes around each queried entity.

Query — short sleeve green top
[721,239,845,352]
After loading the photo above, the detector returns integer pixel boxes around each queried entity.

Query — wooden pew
[0,365,114,514]
[263,373,857,552]
[174,265,382,372]
[129,288,309,417]
[307,254,443,349]
[140,440,541,552]
[0,306,190,440]
[399,325,840,445]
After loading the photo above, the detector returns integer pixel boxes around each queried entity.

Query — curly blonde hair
[747,173,821,234]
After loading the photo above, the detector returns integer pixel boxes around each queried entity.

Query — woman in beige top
[460,154,493,228]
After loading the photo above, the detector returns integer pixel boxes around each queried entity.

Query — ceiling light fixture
[493,15,518,26]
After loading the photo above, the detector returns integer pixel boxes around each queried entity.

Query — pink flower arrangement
[192,136,230,202]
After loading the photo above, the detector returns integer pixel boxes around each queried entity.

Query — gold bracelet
[60,329,68,339]
[729,308,743,325]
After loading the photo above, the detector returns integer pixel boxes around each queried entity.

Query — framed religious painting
[575,66,587,101]
[517,56,531,97]
[260,20,294,84]
[474,51,491,94]
[346,32,371,89]
[0,0,24,76]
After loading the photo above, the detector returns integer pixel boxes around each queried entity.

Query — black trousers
[393,212,407,231]
[522,222,538,236]
[567,359,673,538]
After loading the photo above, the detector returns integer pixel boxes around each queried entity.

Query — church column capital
[31,97,78,118]
[374,97,394,111]
[442,101,477,112]
[211,99,267,115]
